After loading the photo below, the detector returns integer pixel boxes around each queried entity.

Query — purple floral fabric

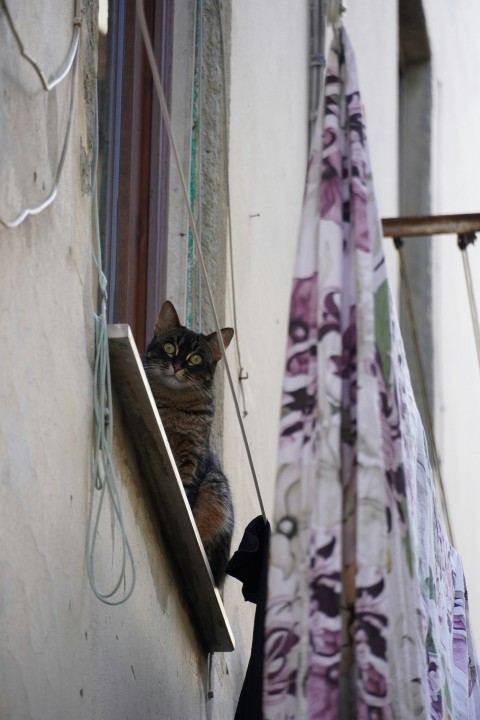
[263,28,480,720]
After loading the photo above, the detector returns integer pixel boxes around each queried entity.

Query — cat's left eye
[188,353,203,366]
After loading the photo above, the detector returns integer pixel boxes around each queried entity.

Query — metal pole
[309,0,326,144]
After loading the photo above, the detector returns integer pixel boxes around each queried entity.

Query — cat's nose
[173,362,183,373]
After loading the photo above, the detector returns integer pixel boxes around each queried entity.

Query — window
[98,0,173,352]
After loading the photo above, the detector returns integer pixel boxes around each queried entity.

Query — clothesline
[382,210,480,547]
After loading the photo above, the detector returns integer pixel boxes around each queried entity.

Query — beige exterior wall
[225,0,310,520]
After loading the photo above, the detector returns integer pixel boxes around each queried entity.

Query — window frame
[100,0,173,353]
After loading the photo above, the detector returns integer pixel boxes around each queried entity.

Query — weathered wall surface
[1,3,97,717]
[225,0,310,519]
[0,2,250,719]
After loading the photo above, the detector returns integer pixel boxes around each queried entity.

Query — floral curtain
[263,27,480,720]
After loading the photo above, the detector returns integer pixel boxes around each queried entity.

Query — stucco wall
[1,3,97,716]
[225,0,310,520]
[0,2,251,718]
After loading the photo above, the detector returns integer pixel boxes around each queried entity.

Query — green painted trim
[186,0,201,328]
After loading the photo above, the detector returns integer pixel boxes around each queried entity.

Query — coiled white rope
[87,306,136,605]
[86,77,136,605]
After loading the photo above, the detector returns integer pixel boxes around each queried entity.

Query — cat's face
[144,301,233,393]
[146,327,217,392]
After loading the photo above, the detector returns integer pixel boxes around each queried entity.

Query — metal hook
[207,652,214,700]
[457,232,477,251]
[326,0,347,27]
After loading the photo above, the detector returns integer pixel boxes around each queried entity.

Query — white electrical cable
[214,0,249,416]
[1,0,82,92]
[0,56,78,229]
[460,246,480,373]
[0,0,81,229]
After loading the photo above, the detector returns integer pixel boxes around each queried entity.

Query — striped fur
[144,301,234,586]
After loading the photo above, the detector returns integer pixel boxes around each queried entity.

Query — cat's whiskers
[185,377,211,403]
[146,367,210,406]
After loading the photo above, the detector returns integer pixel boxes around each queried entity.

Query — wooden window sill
[108,324,235,653]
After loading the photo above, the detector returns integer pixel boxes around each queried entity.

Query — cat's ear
[154,301,181,336]
[206,328,234,362]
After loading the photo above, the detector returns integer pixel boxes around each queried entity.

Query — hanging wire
[0,56,78,229]
[86,71,136,606]
[1,0,82,92]
[0,0,81,229]
[186,0,200,329]
[136,0,267,525]
[214,0,249,416]
[207,651,214,699]
[196,0,204,331]
[394,238,455,545]
[309,0,327,143]
[458,234,480,373]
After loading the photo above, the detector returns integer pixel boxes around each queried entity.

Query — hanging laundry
[263,27,480,720]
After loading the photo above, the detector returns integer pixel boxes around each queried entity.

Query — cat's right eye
[163,342,176,356]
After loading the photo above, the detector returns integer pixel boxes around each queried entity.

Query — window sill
[108,324,235,653]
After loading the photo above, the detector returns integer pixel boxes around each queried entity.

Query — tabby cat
[144,300,234,586]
